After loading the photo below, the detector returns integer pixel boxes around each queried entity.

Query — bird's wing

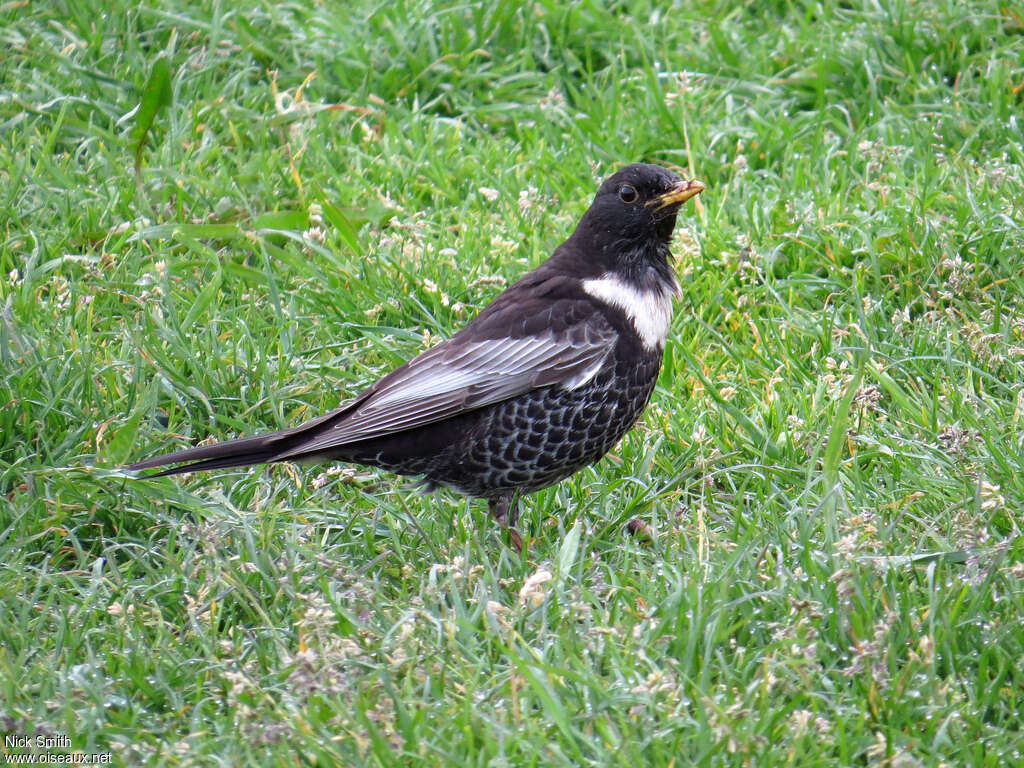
[273,311,616,458]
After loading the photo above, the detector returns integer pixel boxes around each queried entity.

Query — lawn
[2,0,1023,764]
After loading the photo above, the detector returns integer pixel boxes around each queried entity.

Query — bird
[129,163,705,550]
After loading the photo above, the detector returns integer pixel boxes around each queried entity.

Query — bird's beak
[647,179,706,211]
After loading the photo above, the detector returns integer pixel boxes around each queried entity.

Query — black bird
[130,163,705,549]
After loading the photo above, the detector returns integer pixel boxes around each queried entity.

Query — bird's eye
[618,184,638,203]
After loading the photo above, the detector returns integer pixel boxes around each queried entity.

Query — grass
[2,0,1023,764]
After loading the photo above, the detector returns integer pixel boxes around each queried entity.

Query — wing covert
[274,306,616,458]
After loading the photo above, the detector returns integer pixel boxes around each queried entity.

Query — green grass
[2,0,1023,764]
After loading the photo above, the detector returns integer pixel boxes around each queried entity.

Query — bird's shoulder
[458,263,612,344]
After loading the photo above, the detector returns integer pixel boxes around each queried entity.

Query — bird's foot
[508,526,524,553]
[489,494,524,553]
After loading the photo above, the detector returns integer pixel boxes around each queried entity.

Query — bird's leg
[488,493,523,552]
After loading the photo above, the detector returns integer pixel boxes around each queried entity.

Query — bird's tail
[128,404,353,477]
[128,433,291,477]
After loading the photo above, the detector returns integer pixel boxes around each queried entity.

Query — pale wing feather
[274,327,614,458]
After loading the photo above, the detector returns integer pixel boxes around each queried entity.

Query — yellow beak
[647,179,706,211]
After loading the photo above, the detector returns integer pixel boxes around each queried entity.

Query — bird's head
[572,163,704,281]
